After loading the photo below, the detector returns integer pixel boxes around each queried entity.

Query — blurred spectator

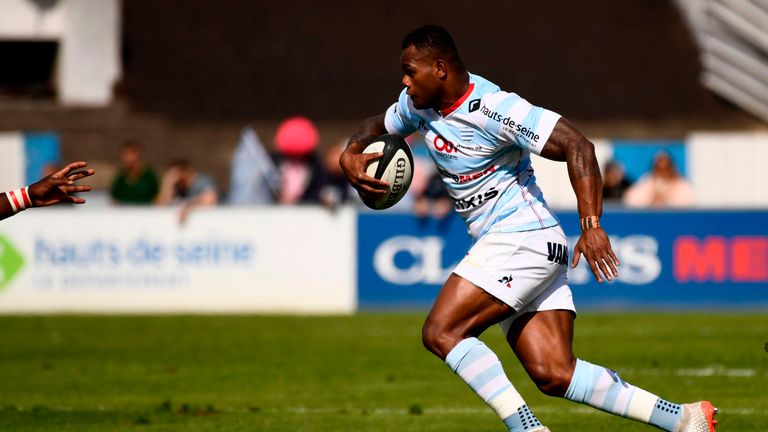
[273,116,324,204]
[228,126,280,205]
[110,141,159,204]
[602,160,632,203]
[414,172,452,219]
[319,142,357,208]
[156,159,218,223]
[623,151,695,208]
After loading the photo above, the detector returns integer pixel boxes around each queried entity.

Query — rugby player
[0,161,94,221]
[340,25,716,432]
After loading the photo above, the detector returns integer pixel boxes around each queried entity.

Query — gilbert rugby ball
[361,134,414,210]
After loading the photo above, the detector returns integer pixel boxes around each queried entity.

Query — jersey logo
[468,99,481,113]
[498,274,513,288]
[547,242,569,266]
[480,104,542,144]
[433,135,458,160]
[454,187,499,210]
[437,165,496,183]
[433,135,455,153]
[606,368,629,387]
[459,127,474,143]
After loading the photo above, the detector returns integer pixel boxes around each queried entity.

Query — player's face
[400,45,442,110]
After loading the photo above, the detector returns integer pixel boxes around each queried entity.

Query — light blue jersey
[384,73,562,240]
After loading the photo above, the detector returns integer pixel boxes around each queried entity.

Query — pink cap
[275,116,319,157]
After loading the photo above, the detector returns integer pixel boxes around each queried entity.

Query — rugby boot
[677,401,718,432]
[529,427,551,432]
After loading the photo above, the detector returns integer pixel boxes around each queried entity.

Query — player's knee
[421,319,461,360]
[526,360,575,397]
[421,319,445,357]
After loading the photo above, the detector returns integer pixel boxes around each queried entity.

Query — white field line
[280,406,765,416]
[595,366,763,378]
[9,405,762,416]
[676,367,757,377]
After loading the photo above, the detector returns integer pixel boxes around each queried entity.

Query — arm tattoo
[542,119,599,181]
[569,138,600,181]
[542,118,603,216]
[347,114,387,150]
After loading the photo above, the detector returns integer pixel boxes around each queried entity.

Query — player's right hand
[572,227,620,283]
[339,150,390,201]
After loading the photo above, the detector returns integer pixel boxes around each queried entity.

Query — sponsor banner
[358,211,768,309]
[357,214,470,308]
[0,207,356,313]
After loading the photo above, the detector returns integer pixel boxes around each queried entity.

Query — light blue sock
[445,337,543,432]
[565,359,682,431]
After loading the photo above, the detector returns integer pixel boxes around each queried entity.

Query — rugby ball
[360,134,414,210]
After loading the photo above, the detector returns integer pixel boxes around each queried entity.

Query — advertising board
[358,211,768,309]
[0,207,356,313]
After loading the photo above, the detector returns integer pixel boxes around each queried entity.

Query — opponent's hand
[339,149,390,201]
[572,227,619,283]
[28,161,95,207]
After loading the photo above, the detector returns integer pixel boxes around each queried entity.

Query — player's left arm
[0,161,94,222]
[540,118,619,283]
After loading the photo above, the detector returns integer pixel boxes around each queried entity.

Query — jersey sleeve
[383,88,418,136]
[481,92,561,155]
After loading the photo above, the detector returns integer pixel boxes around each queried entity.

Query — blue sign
[24,132,60,184]
[357,213,470,308]
[357,211,768,309]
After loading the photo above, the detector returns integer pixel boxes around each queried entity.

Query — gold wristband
[580,216,600,230]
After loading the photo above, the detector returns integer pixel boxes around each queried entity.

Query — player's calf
[446,338,548,432]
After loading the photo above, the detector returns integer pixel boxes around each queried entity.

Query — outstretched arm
[0,191,17,221]
[338,114,391,200]
[178,187,218,224]
[540,118,619,282]
[0,161,95,221]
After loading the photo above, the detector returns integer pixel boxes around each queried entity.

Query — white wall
[0,0,65,39]
[688,131,768,207]
[59,0,120,106]
[0,0,120,106]
[0,133,26,191]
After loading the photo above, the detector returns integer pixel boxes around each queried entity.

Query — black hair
[170,159,192,170]
[401,25,464,69]
[121,140,143,151]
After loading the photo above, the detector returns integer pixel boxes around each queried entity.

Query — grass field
[0,313,766,431]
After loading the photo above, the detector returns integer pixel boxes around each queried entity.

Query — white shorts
[453,225,576,335]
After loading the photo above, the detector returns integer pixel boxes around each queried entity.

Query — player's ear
[434,59,448,80]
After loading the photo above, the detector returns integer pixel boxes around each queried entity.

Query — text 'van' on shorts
[453,225,576,336]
